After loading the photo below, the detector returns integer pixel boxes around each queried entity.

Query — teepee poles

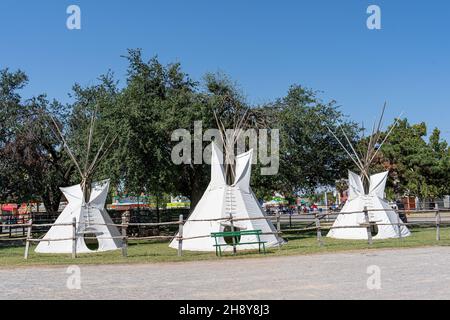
[49,104,116,202]
[213,106,249,185]
[327,103,403,194]
[338,124,369,182]
[87,134,118,177]
[84,106,97,174]
[326,126,364,174]
[213,110,233,181]
[363,121,377,177]
[362,103,386,177]
[369,112,403,164]
[50,116,84,179]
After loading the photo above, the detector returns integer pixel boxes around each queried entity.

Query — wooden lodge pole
[363,206,373,246]
[71,217,77,259]
[24,219,33,260]
[177,214,184,257]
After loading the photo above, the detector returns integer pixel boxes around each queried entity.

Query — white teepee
[35,180,123,253]
[326,104,410,240]
[327,171,411,239]
[36,108,122,254]
[169,143,283,252]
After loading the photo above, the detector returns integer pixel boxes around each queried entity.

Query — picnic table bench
[210,229,266,256]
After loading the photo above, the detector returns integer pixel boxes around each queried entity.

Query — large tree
[252,85,358,199]
[0,69,73,214]
[372,119,450,201]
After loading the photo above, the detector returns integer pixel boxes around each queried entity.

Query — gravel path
[1,247,450,300]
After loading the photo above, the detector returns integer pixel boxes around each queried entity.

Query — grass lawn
[1,227,449,267]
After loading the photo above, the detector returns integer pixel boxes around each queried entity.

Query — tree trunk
[190,185,203,213]
[41,190,61,216]
[40,164,74,216]
[185,163,209,213]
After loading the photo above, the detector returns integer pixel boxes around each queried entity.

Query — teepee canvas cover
[36,180,122,253]
[327,171,410,240]
[169,143,282,252]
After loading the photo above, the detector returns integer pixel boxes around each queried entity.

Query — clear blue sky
[1,0,449,140]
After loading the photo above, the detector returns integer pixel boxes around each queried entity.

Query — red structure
[402,196,416,210]
[1,204,18,212]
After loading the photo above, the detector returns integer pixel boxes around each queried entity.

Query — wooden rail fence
[0,204,447,260]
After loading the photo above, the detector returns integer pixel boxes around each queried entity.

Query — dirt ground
[1,246,450,300]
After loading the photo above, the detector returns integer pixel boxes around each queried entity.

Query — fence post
[276,211,281,233]
[276,211,282,250]
[22,216,25,237]
[229,213,237,255]
[121,213,128,257]
[71,217,77,259]
[363,206,373,246]
[8,216,12,238]
[435,203,440,241]
[177,214,184,257]
[315,213,323,247]
[396,209,403,241]
[24,219,33,260]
